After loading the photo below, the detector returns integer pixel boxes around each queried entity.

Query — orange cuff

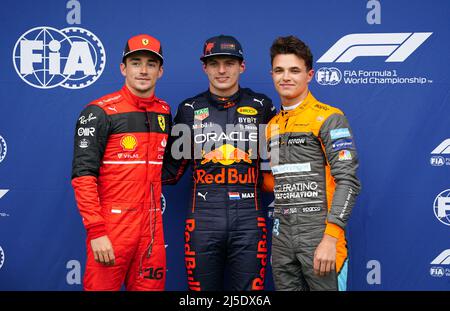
[324,222,344,239]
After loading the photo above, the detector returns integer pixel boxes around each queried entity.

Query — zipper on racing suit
[139,110,159,276]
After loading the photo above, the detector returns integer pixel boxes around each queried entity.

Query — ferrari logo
[158,115,165,131]
[142,38,149,45]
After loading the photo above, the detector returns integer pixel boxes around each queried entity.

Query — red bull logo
[195,167,257,184]
[201,144,252,165]
[252,217,268,290]
[185,219,200,291]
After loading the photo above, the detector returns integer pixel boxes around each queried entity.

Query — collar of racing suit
[207,88,242,110]
[280,91,316,118]
[121,85,159,110]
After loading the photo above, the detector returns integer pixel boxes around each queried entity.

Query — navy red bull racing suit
[163,88,276,290]
[72,85,171,290]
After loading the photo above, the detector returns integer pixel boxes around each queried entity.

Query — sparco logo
[433,189,450,226]
[317,32,432,63]
[13,26,106,89]
[0,135,6,163]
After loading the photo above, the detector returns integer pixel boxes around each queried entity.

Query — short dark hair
[203,55,243,65]
[270,36,313,71]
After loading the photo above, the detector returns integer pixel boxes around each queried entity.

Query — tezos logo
[0,135,7,163]
[433,189,450,226]
[315,67,342,85]
[13,26,106,89]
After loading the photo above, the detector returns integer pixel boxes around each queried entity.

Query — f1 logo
[431,139,450,154]
[317,32,432,63]
[0,190,8,199]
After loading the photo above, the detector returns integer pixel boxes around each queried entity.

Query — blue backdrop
[0,0,449,290]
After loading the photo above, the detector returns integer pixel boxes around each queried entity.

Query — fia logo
[13,26,106,89]
[315,67,342,85]
[433,189,450,226]
[0,246,5,270]
[0,135,6,163]
[161,193,166,214]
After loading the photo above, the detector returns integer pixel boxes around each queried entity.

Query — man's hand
[313,234,337,276]
[90,235,115,266]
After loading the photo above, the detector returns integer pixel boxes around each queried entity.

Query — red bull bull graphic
[201,144,252,165]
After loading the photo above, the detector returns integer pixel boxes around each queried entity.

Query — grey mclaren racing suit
[266,91,361,291]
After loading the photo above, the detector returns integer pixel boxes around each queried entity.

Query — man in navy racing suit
[163,35,276,291]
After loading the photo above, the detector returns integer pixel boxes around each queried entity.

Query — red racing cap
[122,34,164,64]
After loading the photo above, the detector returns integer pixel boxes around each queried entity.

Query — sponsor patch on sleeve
[330,128,351,140]
[338,150,352,161]
[332,138,354,151]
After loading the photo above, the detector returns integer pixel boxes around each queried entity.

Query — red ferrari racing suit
[72,85,171,290]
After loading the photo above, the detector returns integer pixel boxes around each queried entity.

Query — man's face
[120,51,163,97]
[203,56,245,96]
[271,54,314,104]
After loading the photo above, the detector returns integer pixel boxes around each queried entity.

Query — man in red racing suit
[71,34,171,290]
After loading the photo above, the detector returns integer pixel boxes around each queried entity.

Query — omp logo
[13,26,106,89]
[0,135,7,163]
[317,32,432,63]
[315,67,342,85]
[433,189,450,226]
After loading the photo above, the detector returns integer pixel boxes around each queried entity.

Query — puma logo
[253,98,264,106]
[184,101,195,109]
[197,192,208,201]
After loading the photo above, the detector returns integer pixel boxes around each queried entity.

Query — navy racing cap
[200,34,244,62]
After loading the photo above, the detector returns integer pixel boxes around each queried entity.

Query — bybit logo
[13,26,106,89]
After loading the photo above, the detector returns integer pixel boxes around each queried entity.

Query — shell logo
[120,135,138,151]
[237,106,257,115]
